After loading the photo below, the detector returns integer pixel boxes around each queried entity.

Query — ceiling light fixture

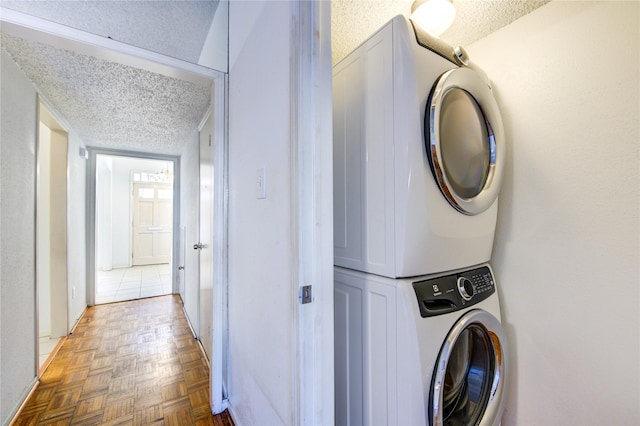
[410,0,456,37]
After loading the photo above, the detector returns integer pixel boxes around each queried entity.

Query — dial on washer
[457,277,474,301]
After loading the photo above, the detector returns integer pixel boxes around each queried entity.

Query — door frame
[197,73,229,414]
[213,73,229,413]
[86,149,180,306]
[36,96,70,375]
[290,1,334,424]
[2,5,229,417]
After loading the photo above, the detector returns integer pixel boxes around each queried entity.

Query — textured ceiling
[0,0,550,156]
[1,33,212,155]
[332,0,551,64]
[0,0,218,64]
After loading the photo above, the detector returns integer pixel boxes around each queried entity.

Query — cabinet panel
[335,270,398,426]
[365,280,397,425]
[333,53,363,266]
[335,280,364,426]
[333,22,395,276]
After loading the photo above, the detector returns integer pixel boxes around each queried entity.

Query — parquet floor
[14,295,234,426]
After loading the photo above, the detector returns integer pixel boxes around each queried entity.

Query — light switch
[256,167,266,199]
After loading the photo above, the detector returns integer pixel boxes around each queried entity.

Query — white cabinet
[334,268,398,426]
[332,22,395,278]
[334,279,364,425]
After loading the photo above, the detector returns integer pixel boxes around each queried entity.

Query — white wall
[67,131,87,329]
[37,123,52,336]
[468,1,639,424]
[179,134,200,334]
[1,48,89,423]
[0,48,38,424]
[0,65,2,421]
[48,127,68,338]
[96,156,113,271]
[198,0,228,72]
[228,1,295,424]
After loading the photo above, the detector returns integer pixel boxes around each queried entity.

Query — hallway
[15,295,233,425]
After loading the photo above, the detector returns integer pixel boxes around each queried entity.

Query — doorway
[90,151,179,305]
[36,100,69,372]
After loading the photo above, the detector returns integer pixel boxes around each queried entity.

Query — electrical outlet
[72,287,76,299]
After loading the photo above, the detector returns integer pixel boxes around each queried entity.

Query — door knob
[178,265,184,270]
[193,243,205,250]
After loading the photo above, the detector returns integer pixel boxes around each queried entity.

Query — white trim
[210,72,228,414]
[198,105,213,132]
[0,7,220,86]
[86,149,180,307]
[289,3,302,423]
[291,1,335,424]
[37,95,71,133]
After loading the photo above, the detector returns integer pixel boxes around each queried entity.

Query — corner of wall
[0,45,38,425]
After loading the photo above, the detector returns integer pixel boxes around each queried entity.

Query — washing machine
[334,263,510,425]
[333,15,506,278]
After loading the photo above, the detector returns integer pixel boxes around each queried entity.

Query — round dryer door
[430,309,509,426]
[426,67,505,215]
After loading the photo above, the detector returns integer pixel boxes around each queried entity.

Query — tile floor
[95,264,172,305]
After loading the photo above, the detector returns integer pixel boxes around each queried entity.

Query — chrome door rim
[427,67,505,215]
[430,309,510,426]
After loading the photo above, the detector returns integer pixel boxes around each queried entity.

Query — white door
[197,114,214,361]
[178,225,186,302]
[132,182,173,265]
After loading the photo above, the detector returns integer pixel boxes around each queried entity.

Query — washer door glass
[427,67,505,215]
[430,310,509,426]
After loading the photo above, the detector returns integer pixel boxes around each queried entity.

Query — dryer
[334,263,510,425]
[333,15,506,278]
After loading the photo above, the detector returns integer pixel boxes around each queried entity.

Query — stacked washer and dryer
[333,16,510,426]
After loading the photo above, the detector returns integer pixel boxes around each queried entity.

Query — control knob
[457,277,474,301]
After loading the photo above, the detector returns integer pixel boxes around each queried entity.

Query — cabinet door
[334,280,364,426]
[333,21,395,277]
[333,52,364,269]
[362,25,395,275]
[365,280,397,425]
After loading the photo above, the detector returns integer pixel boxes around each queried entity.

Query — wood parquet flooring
[14,295,234,426]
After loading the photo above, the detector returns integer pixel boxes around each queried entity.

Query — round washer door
[426,67,505,215]
[430,309,509,426]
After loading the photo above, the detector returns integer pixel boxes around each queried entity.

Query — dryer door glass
[427,67,505,215]
[439,88,490,199]
[430,310,509,426]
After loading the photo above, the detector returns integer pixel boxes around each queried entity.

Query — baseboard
[38,336,66,377]
[182,305,198,340]
[227,402,238,426]
[215,398,230,415]
[69,305,88,334]
[6,377,39,426]
[196,339,211,370]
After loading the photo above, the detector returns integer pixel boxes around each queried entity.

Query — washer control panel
[412,265,495,318]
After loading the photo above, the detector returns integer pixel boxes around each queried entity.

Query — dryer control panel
[412,265,495,318]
